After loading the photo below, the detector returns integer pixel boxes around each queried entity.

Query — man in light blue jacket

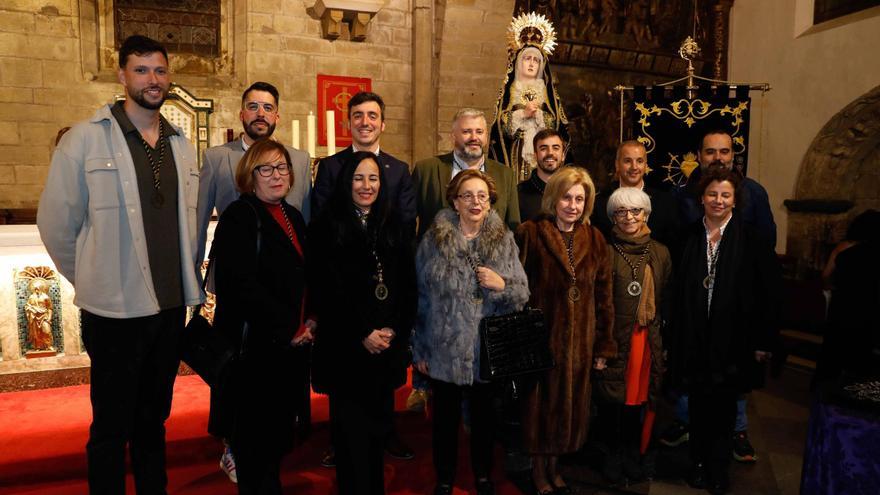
[37,35,203,495]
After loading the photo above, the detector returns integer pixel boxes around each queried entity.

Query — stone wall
[728,0,880,254]
[434,0,515,153]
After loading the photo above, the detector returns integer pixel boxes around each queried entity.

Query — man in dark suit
[309,91,417,465]
[517,128,565,222]
[413,108,520,239]
[592,140,681,254]
[197,82,311,263]
[311,92,416,225]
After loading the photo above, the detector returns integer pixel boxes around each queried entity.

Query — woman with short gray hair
[594,187,672,484]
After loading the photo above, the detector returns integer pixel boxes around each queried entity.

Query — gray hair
[452,108,486,128]
[606,187,652,220]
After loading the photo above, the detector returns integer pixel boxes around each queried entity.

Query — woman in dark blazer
[668,164,781,495]
[309,151,417,495]
[210,139,314,494]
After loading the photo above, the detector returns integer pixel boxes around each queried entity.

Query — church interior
[1,0,879,493]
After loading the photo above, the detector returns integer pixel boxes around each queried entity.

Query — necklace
[703,237,722,290]
[464,244,483,304]
[612,241,651,297]
[371,236,388,301]
[139,120,166,208]
[562,230,581,302]
[279,204,295,244]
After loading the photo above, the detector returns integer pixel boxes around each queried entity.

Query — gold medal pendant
[627,281,642,297]
[568,285,581,302]
[702,275,713,290]
[374,283,389,301]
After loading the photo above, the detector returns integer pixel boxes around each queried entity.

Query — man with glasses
[413,108,520,239]
[197,81,312,264]
[196,82,311,484]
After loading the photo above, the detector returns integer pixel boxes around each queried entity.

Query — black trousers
[596,400,643,453]
[430,379,496,485]
[330,389,394,495]
[81,307,185,495]
[689,385,738,483]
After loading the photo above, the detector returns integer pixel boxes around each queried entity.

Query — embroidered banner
[630,85,752,189]
[317,75,372,146]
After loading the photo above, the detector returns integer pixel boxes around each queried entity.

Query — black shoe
[550,479,572,494]
[707,479,729,494]
[433,483,453,495]
[475,479,495,495]
[659,420,689,447]
[319,447,335,468]
[385,436,415,460]
[622,447,644,482]
[602,449,623,484]
[732,431,757,463]
[688,462,707,489]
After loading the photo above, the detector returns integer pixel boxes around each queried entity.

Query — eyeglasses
[457,193,490,204]
[255,163,290,177]
[612,207,644,219]
[243,102,277,113]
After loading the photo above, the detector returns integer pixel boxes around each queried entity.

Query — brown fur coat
[515,216,616,454]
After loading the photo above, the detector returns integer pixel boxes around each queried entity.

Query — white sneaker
[220,446,238,483]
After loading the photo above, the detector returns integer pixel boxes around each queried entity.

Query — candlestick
[292,120,300,149]
[307,111,316,159]
[326,110,336,156]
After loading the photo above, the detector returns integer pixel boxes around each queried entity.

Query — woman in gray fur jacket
[412,169,530,495]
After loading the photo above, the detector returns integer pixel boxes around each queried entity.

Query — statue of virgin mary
[490,12,569,182]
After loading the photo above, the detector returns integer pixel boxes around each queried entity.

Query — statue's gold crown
[508,12,557,56]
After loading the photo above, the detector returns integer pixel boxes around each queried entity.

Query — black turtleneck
[517,169,547,222]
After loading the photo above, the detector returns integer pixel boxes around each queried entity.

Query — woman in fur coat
[515,167,616,495]
[593,187,672,484]
[412,169,529,495]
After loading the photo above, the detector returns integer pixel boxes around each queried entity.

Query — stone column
[412,0,437,161]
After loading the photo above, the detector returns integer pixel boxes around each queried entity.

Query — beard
[457,141,485,160]
[129,86,168,110]
[537,155,560,175]
[244,119,276,141]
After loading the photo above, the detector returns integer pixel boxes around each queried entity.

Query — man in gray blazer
[196,81,311,262]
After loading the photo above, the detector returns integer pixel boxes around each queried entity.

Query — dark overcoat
[668,212,781,393]
[515,216,616,455]
[593,234,672,406]
[308,213,417,396]
[209,193,309,454]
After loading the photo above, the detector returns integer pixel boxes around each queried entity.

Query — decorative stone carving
[311,0,385,42]
[14,266,64,358]
[787,84,880,273]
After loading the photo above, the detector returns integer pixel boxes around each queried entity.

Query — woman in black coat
[668,164,781,495]
[210,139,314,494]
[309,151,417,495]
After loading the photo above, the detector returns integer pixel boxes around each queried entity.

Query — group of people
[37,34,782,495]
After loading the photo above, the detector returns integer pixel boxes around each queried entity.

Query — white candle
[307,111,316,159]
[326,109,336,155]
[292,120,300,149]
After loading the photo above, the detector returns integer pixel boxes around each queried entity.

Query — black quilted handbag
[479,307,555,381]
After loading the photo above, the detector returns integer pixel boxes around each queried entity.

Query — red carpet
[0,374,522,494]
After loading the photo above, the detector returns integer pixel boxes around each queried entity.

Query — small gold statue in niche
[15,266,62,358]
[26,279,54,351]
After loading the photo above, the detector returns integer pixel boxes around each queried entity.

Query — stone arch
[795,84,880,202]
[786,85,880,271]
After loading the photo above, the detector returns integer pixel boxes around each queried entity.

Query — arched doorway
[786,85,880,273]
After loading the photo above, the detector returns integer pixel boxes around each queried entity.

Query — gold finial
[678,36,701,61]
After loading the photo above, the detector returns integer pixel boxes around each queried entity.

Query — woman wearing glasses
[210,138,314,494]
[592,187,672,484]
[515,167,616,495]
[309,151,417,494]
[413,169,529,495]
